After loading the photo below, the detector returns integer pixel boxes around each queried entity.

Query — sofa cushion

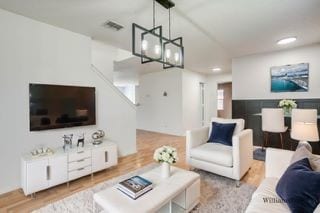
[190,143,233,167]
[207,122,236,146]
[276,158,320,213]
[290,146,320,172]
[209,117,245,137]
[246,178,290,213]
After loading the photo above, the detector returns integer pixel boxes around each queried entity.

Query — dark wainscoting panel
[232,99,320,154]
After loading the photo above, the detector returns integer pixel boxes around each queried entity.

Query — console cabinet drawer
[68,150,91,162]
[68,157,91,171]
[68,166,91,181]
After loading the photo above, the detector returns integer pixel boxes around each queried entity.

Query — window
[217,89,224,110]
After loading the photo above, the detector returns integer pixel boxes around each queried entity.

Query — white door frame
[199,82,206,126]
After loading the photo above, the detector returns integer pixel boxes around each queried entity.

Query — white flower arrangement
[279,99,297,109]
[153,146,178,164]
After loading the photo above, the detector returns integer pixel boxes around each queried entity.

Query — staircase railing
[91,64,136,109]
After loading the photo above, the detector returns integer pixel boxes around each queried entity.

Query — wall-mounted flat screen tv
[29,84,96,131]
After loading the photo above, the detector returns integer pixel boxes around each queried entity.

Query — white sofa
[246,148,320,213]
[186,118,253,186]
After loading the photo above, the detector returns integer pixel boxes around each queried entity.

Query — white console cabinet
[21,141,118,196]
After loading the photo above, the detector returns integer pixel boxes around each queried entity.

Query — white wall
[0,9,136,194]
[205,74,232,121]
[137,69,184,136]
[91,40,117,81]
[116,85,136,104]
[182,70,206,131]
[113,71,139,86]
[91,41,139,86]
[138,68,220,135]
[232,44,320,100]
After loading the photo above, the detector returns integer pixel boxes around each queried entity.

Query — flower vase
[161,162,170,178]
[283,107,292,116]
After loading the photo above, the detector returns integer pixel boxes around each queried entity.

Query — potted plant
[279,99,297,115]
[153,146,178,178]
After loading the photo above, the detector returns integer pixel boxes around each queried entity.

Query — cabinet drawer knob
[77,151,84,154]
[77,168,85,171]
[77,159,85,162]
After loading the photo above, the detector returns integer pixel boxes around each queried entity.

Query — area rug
[33,164,256,213]
[253,148,266,161]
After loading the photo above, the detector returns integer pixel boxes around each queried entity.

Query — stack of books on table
[117,176,153,199]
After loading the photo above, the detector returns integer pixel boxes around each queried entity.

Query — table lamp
[291,121,319,151]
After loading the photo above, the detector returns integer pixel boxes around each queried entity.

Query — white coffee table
[93,166,200,213]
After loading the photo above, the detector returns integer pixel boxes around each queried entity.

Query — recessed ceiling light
[277,37,297,45]
[212,68,222,72]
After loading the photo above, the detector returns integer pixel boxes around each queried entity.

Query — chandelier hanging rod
[153,0,155,28]
[155,0,175,9]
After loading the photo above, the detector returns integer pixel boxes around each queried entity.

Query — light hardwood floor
[0,130,265,213]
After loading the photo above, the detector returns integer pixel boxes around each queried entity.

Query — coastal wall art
[270,63,309,92]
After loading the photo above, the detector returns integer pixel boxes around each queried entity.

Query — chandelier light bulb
[174,52,180,62]
[141,39,148,51]
[165,49,171,59]
[154,44,161,55]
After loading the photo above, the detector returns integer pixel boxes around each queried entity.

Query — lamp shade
[291,122,319,142]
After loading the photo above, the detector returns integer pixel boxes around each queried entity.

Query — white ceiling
[0,0,319,74]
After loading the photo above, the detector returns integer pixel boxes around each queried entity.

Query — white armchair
[186,118,253,186]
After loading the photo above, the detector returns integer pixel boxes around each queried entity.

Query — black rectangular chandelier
[132,0,184,69]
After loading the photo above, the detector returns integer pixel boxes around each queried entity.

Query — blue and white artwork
[270,63,309,92]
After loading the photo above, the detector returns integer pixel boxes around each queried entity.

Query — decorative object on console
[271,63,309,92]
[132,0,184,69]
[62,134,73,151]
[291,109,319,148]
[30,147,54,157]
[278,99,297,115]
[92,130,105,145]
[153,146,178,178]
[77,133,85,147]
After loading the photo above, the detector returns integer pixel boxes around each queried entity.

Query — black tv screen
[29,84,96,131]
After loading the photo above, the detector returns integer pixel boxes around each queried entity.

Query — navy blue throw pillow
[207,122,236,146]
[276,158,320,213]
